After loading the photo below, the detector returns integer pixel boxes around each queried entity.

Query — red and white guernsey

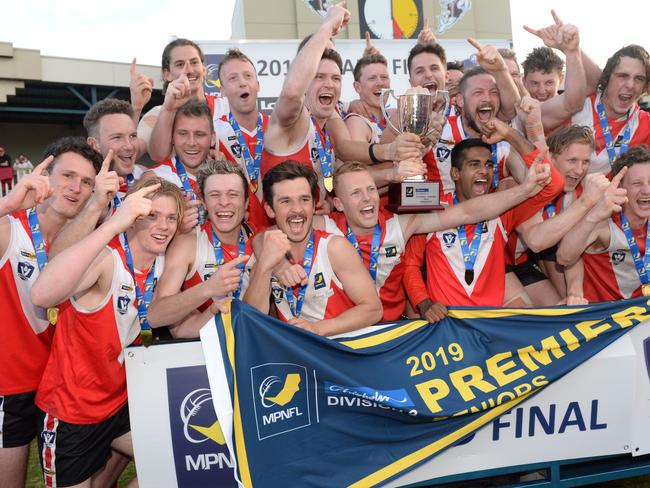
[582,214,645,302]
[323,210,406,321]
[215,113,270,229]
[150,159,199,195]
[183,221,255,311]
[572,93,650,176]
[0,211,54,394]
[35,236,165,424]
[343,113,383,144]
[405,150,563,306]
[428,114,511,194]
[260,117,330,200]
[265,230,354,322]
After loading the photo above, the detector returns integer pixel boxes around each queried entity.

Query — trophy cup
[380,88,449,213]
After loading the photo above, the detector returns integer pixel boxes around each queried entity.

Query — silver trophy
[379,88,449,213]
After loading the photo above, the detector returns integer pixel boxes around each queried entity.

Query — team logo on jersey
[612,250,626,265]
[385,246,397,257]
[311,147,319,162]
[41,430,56,448]
[406,186,414,197]
[442,232,457,247]
[313,272,326,290]
[203,273,214,281]
[166,365,236,486]
[230,143,242,159]
[19,249,36,260]
[117,295,131,314]
[251,363,311,440]
[17,261,35,280]
[436,146,452,161]
[271,279,284,303]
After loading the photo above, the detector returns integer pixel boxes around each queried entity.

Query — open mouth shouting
[422,81,438,94]
[359,204,376,221]
[286,213,306,235]
[151,232,171,245]
[476,104,495,124]
[565,174,581,189]
[473,176,489,195]
[318,93,334,106]
[637,196,650,211]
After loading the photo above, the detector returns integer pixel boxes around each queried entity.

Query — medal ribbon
[544,193,565,220]
[113,173,134,209]
[174,156,204,225]
[370,114,386,132]
[345,224,382,281]
[619,213,650,286]
[27,207,48,271]
[211,227,247,299]
[228,112,263,189]
[285,231,314,318]
[122,232,156,346]
[454,197,485,280]
[491,144,499,189]
[311,116,333,183]
[596,99,632,164]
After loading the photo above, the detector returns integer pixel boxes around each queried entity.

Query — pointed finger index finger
[33,155,55,175]
[467,37,482,51]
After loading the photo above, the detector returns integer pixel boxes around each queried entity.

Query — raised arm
[518,173,609,253]
[0,156,53,219]
[32,183,161,308]
[468,38,520,121]
[148,74,192,162]
[556,170,628,266]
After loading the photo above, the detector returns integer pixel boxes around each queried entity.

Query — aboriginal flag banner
[200,298,650,487]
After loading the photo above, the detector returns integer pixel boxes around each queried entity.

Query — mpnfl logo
[41,430,56,448]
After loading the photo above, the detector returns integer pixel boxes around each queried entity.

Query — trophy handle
[424,90,451,136]
[380,88,401,134]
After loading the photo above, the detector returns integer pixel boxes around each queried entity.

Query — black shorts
[505,258,547,287]
[0,390,38,448]
[538,244,558,262]
[37,403,131,487]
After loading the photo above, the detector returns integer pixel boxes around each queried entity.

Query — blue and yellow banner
[201,298,650,487]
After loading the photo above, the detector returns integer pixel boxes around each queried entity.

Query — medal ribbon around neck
[370,114,386,132]
[490,144,499,189]
[113,173,134,210]
[619,212,650,288]
[228,112,263,192]
[596,98,632,165]
[285,230,315,318]
[211,227,247,299]
[311,116,334,192]
[453,197,486,285]
[28,208,58,325]
[122,232,156,347]
[345,223,382,282]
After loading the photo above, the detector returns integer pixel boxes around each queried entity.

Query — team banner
[200,298,650,487]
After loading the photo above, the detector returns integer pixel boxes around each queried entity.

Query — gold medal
[250,180,259,194]
[643,284,650,296]
[140,329,153,348]
[324,176,334,193]
[47,306,59,325]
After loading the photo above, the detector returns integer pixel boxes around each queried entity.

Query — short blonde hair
[125,176,185,223]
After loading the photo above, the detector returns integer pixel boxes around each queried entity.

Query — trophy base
[385,181,444,214]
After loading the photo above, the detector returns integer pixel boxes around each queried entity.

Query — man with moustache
[31,178,183,488]
[244,161,382,335]
[214,49,270,229]
[0,138,102,488]
[147,160,252,338]
[556,145,650,303]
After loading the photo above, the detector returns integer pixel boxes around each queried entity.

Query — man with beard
[244,161,382,335]
[214,49,270,229]
[147,160,252,338]
[141,39,228,162]
[278,158,552,322]
[556,146,650,303]
[0,138,102,488]
[402,134,563,313]
[31,178,183,488]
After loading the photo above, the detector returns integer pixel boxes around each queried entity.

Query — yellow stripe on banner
[223,305,253,487]
[349,389,539,488]
[449,307,586,320]
[340,320,429,349]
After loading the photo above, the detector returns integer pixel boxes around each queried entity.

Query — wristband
[368,143,382,164]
